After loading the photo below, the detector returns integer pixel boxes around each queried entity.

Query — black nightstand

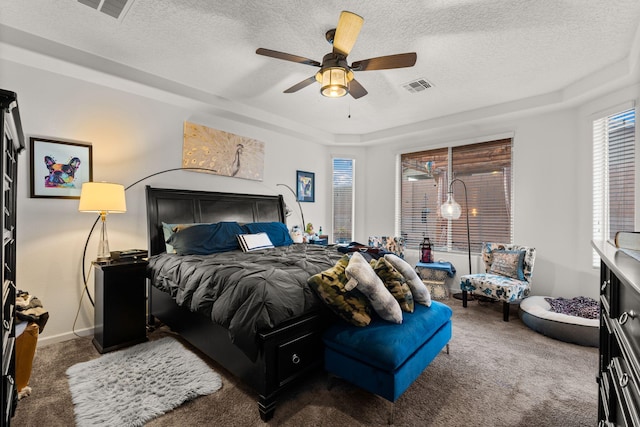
[93,259,148,353]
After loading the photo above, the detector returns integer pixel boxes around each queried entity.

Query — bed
[145,186,342,421]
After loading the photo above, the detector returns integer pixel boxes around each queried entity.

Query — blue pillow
[243,222,293,246]
[162,222,208,253]
[166,222,245,255]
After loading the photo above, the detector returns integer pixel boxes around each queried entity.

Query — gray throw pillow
[345,252,402,324]
[384,254,432,307]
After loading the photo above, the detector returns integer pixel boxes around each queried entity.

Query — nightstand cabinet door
[93,261,148,353]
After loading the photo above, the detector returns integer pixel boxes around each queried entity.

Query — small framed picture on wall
[296,170,315,203]
[30,137,93,199]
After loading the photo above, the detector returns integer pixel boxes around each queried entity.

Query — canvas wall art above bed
[182,121,265,181]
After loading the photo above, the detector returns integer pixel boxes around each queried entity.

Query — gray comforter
[147,244,343,360]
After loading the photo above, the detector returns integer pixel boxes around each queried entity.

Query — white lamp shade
[78,182,127,213]
[440,193,461,220]
[319,67,348,98]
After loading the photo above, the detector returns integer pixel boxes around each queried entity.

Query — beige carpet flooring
[12,298,598,426]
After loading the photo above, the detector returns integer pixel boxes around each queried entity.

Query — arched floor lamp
[276,183,306,234]
[440,178,472,301]
[80,167,222,306]
[80,169,311,308]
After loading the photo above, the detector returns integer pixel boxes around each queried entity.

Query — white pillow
[384,254,432,307]
[237,232,274,252]
[345,252,402,324]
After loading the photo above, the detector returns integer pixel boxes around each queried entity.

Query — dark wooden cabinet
[593,241,640,426]
[1,89,24,427]
[93,259,148,353]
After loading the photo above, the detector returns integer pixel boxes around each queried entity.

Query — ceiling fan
[256,11,417,99]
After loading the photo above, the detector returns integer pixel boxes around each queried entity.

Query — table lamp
[79,182,126,262]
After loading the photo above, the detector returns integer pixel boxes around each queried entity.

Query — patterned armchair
[367,236,405,258]
[460,242,536,321]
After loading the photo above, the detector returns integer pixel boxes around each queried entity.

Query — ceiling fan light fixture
[256,11,416,99]
[319,67,349,98]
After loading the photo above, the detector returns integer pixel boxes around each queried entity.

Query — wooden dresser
[593,240,640,426]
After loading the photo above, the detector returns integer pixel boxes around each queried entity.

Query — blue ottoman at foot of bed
[323,301,452,405]
[518,296,598,347]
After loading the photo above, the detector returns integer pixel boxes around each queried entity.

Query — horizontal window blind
[400,139,512,253]
[592,107,635,266]
[400,148,448,249]
[607,109,635,239]
[592,117,606,253]
[451,140,512,252]
[333,158,354,244]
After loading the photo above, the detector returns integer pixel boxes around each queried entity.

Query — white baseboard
[37,327,94,348]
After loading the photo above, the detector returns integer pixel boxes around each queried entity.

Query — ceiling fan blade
[351,52,417,71]
[348,79,368,99]
[283,76,317,93]
[333,11,364,57]
[256,48,321,67]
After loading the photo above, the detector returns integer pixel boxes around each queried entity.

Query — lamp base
[96,213,111,262]
[95,255,111,263]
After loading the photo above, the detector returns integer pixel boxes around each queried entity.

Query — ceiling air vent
[78,0,135,20]
[402,78,434,94]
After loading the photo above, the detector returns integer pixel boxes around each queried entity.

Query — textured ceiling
[1,0,640,144]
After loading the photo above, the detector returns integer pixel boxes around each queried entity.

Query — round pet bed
[518,296,598,347]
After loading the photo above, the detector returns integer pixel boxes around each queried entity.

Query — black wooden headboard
[146,186,286,255]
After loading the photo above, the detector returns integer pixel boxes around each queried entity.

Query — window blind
[451,140,512,252]
[592,107,635,265]
[400,139,512,253]
[400,148,448,249]
[607,109,635,239]
[332,158,354,244]
[592,117,606,251]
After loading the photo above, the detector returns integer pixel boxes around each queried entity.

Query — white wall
[364,86,640,299]
[3,54,638,345]
[2,59,332,344]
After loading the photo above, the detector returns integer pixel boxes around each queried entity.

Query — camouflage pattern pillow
[307,255,373,326]
[370,257,414,313]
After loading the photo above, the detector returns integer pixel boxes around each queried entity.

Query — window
[593,107,635,265]
[400,138,513,253]
[332,158,354,243]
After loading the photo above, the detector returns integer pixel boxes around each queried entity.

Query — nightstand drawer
[276,330,323,387]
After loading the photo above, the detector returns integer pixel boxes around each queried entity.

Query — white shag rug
[66,337,222,427]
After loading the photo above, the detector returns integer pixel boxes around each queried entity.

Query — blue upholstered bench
[323,301,452,421]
